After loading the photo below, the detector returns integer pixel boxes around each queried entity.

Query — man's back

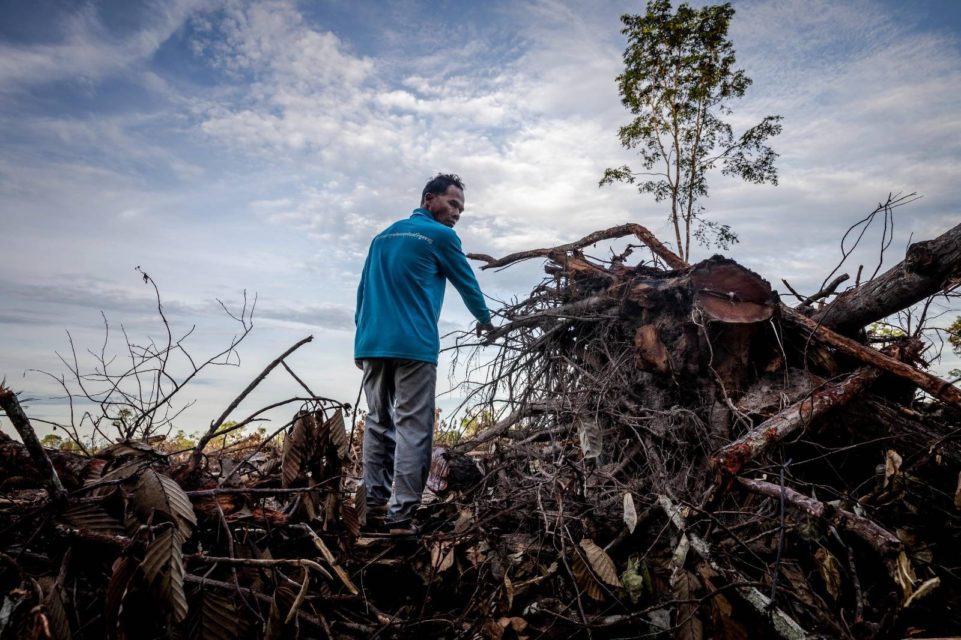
[354,209,489,364]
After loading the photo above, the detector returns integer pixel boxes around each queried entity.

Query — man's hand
[475,322,495,341]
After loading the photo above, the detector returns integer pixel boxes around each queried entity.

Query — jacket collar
[411,208,433,220]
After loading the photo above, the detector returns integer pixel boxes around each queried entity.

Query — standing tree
[601,0,782,261]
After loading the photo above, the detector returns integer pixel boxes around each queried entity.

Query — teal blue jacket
[354,209,491,364]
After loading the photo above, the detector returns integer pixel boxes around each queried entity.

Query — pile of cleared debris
[1,218,960,639]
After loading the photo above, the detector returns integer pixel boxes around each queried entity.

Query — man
[354,173,494,535]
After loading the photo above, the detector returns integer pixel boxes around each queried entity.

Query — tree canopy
[601,0,782,261]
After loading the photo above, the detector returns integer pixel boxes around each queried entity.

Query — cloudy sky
[2,0,960,439]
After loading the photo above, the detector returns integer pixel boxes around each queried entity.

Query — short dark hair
[421,173,464,204]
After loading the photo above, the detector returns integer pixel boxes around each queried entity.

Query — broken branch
[0,386,67,502]
[468,223,687,270]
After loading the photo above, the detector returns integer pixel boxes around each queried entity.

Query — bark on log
[468,223,688,271]
[783,305,961,410]
[814,222,961,334]
[737,477,901,556]
[0,386,67,501]
[712,367,881,475]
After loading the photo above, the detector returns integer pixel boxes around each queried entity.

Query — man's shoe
[361,503,388,533]
[387,519,419,537]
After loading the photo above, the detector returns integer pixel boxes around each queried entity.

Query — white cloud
[2,0,960,426]
[0,0,210,91]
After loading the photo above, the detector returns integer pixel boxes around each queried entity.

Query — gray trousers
[360,358,437,523]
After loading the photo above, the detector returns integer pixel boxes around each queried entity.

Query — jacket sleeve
[436,230,492,324]
[355,250,371,325]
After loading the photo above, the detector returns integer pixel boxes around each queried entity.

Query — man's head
[421,173,465,228]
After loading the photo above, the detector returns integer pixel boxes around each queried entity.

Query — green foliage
[867,322,907,340]
[948,316,961,384]
[211,420,242,449]
[433,410,492,447]
[163,430,198,452]
[601,0,782,260]
[948,316,961,355]
[40,434,63,448]
[40,432,82,451]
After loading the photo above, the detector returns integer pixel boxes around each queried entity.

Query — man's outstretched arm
[436,231,492,325]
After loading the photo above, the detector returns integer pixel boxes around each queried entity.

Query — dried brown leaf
[579,538,619,587]
[322,490,339,527]
[314,413,331,451]
[188,589,239,640]
[100,440,161,459]
[264,583,297,640]
[453,508,474,534]
[140,527,188,623]
[467,543,488,567]
[503,573,514,611]
[340,501,361,537]
[130,469,197,539]
[711,592,748,640]
[571,551,604,601]
[427,447,450,493]
[60,503,124,536]
[697,564,747,640]
[326,409,349,459]
[281,413,315,487]
[354,483,368,525]
[779,563,822,613]
[88,460,143,497]
[577,419,603,459]
[82,458,108,484]
[498,616,528,633]
[955,471,961,511]
[814,548,842,601]
[432,541,456,573]
[105,557,139,640]
[895,550,917,601]
[904,577,940,608]
[282,413,311,487]
[884,449,902,488]
[39,577,72,640]
[484,618,506,640]
[671,570,703,640]
[623,492,638,533]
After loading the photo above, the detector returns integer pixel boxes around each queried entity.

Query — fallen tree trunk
[814,221,961,334]
[712,367,881,475]
[784,305,961,410]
